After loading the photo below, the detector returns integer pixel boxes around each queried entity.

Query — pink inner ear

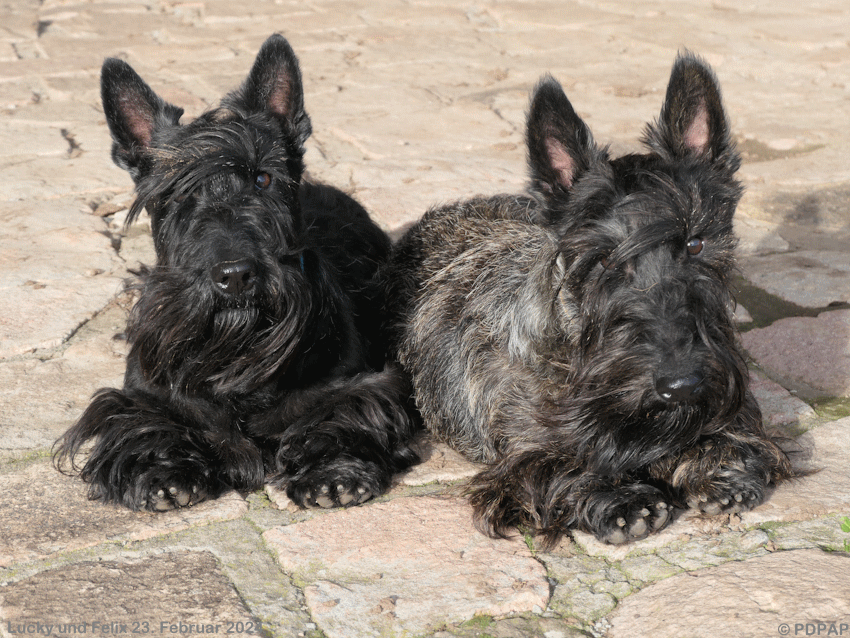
[545,137,577,188]
[683,102,711,155]
[122,95,155,147]
[266,75,293,119]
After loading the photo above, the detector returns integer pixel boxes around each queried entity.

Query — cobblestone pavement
[2,1,850,637]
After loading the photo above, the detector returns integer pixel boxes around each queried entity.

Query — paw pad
[146,484,201,511]
[304,482,372,509]
[604,501,669,545]
[688,489,760,516]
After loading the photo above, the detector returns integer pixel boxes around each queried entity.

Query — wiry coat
[386,54,792,546]
[54,35,418,511]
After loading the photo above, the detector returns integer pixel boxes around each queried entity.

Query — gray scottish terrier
[385,54,793,546]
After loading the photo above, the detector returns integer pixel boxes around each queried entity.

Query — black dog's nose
[211,259,256,296]
[655,372,704,404]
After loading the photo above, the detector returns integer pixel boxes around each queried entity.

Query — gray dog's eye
[254,172,272,190]
[686,237,704,256]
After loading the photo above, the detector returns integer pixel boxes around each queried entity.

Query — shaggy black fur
[385,53,793,546]
[54,34,418,511]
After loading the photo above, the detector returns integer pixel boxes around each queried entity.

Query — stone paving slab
[0,302,127,461]
[0,551,257,636]
[604,549,850,638]
[2,1,850,637]
[744,310,850,398]
[123,519,318,638]
[740,251,850,308]
[739,417,850,526]
[264,496,548,638]
[748,372,817,431]
[397,435,482,487]
[0,459,247,568]
[0,198,124,359]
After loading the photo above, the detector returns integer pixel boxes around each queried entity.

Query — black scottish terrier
[54,34,418,511]
[386,53,792,546]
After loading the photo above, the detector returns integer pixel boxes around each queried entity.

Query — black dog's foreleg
[266,364,419,507]
[54,389,261,511]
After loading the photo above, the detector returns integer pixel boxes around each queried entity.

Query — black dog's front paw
[86,471,212,512]
[291,478,373,509]
[277,455,389,509]
[144,481,209,511]
[104,461,220,512]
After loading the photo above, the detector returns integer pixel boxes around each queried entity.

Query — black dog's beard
[128,263,311,396]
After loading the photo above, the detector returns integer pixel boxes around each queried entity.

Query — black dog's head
[101,35,316,396]
[525,54,749,463]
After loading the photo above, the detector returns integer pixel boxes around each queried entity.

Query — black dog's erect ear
[225,33,312,147]
[100,58,184,180]
[646,52,738,172]
[526,76,602,197]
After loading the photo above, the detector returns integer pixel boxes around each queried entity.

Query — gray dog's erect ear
[525,75,606,199]
[224,33,312,148]
[100,58,184,181]
[644,52,739,174]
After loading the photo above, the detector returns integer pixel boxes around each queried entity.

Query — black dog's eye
[254,172,272,190]
[686,237,704,256]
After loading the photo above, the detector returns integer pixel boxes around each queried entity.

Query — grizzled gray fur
[384,53,792,546]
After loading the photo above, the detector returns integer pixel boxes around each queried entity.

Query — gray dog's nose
[655,372,704,403]
[211,259,255,296]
